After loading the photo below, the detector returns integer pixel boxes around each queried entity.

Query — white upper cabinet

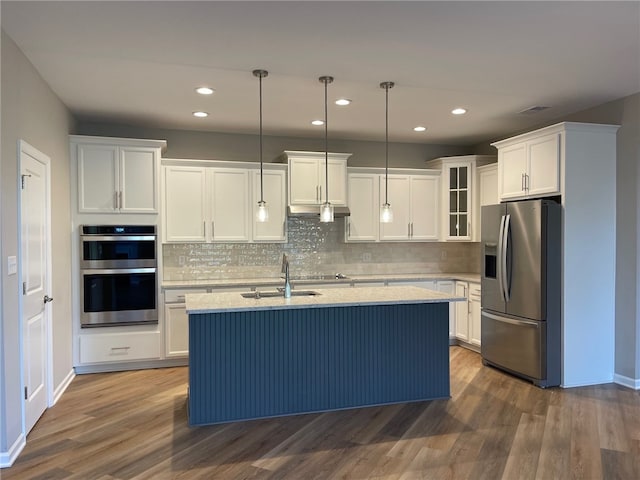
[495,131,560,201]
[346,173,379,242]
[477,163,499,207]
[444,160,472,240]
[163,165,207,242]
[408,175,439,240]
[210,168,250,242]
[425,155,496,242]
[72,136,166,214]
[252,169,287,242]
[347,167,439,243]
[281,151,350,206]
[380,173,439,242]
[380,175,412,241]
[162,161,287,244]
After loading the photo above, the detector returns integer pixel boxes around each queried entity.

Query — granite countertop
[163,272,481,289]
[185,285,465,314]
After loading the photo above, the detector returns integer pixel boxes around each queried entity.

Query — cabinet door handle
[408,223,411,237]
[347,221,351,237]
[525,173,530,191]
[211,221,215,238]
[203,221,206,237]
[119,191,123,209]
[319,185,322,202]
[411,222,414,237]
[521,173,526,191]
[114,191,118,210]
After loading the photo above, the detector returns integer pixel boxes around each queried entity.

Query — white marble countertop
[185,285,465,314]
[164,272,481,290]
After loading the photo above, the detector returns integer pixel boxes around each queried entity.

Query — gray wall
[1,30,75,456]
[74,121,471,168]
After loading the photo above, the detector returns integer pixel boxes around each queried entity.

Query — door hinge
[23,282,27,295]
[21,174,32,189]
[24,387,28,400]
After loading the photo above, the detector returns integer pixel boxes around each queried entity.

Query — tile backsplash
[163,217,480,280]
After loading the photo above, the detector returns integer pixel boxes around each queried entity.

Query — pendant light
[254,69,269,222]
[319,75,334,223]
[380,81,395,223]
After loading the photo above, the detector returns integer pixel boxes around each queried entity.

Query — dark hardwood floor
[3,347,639,479]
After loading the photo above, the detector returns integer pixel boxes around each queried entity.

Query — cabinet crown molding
[70,135,167,151]
[490,122,620,148]
[279,150,352,162]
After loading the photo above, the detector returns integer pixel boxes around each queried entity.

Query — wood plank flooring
[3,347,639,479]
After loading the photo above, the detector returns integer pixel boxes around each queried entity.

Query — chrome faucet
[281,253,292,298]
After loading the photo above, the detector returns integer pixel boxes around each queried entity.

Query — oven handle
[80,235,156,241]
[81,268,156,275]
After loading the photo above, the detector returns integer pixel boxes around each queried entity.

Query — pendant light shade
[319,75,334,223]
[380,81,395,223]
[254,69,269,222]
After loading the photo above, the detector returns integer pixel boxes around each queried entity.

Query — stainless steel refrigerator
[480,199,561,387]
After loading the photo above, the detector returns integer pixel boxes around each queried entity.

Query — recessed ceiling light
[413,126,427,132]
[193,111,209,118]
[451,108,467,115]
[335,98,351,106]
[311,120,324,126]
[195,87,214,95]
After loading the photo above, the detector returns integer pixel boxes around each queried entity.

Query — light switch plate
[7,256,17,275]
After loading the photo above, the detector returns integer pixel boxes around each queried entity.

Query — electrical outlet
[178,256,186,266]
[362,252,372,262]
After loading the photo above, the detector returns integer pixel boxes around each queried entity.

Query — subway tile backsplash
[163,217,480,280]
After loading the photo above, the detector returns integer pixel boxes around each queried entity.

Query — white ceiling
[2,1,639,145]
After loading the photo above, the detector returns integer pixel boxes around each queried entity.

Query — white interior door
[20,140,52,434]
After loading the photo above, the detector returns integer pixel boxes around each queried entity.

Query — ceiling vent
[518,105,551,115]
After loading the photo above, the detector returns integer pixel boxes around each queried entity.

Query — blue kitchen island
[185,286,460,426]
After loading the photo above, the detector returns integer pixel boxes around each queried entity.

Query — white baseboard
[74,357,188,374]
[0,433,26,469]
[52,368,76,405]
[613,373,640,390]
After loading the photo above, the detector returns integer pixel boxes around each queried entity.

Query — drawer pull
[110,346,131,351]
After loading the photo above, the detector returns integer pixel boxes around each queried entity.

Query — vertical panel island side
[186,286,461,426]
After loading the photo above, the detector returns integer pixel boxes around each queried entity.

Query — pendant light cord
[253,69,268,204]
[380,81,394,206]
[385,84,389,205]
[259,73,264,203]
[324,77,329,203]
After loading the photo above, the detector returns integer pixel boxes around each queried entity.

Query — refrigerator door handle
[502,214,511,302]
[497,214,506,302]
[482,310,539,328]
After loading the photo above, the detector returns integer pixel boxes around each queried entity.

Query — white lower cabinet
[454,281,481,349]
[454,282,469,342]
[436,280,456,339]
[164,288,207,358]
[164,304,190,358]
[468,283,481,347]
[79,332,161,364]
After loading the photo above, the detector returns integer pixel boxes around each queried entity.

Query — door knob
[44,295,53,304]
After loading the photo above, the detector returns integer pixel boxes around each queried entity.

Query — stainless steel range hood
[287,205,351,217]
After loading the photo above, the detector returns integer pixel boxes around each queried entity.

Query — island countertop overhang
[185,285,464,314]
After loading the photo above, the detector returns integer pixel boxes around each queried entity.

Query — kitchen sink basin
[241,290,321,299]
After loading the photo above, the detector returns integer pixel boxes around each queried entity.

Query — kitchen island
[185,286,461,426]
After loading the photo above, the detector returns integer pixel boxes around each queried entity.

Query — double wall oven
[80,225,158,327]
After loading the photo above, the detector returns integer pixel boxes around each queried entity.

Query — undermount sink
[241,290,322,299]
